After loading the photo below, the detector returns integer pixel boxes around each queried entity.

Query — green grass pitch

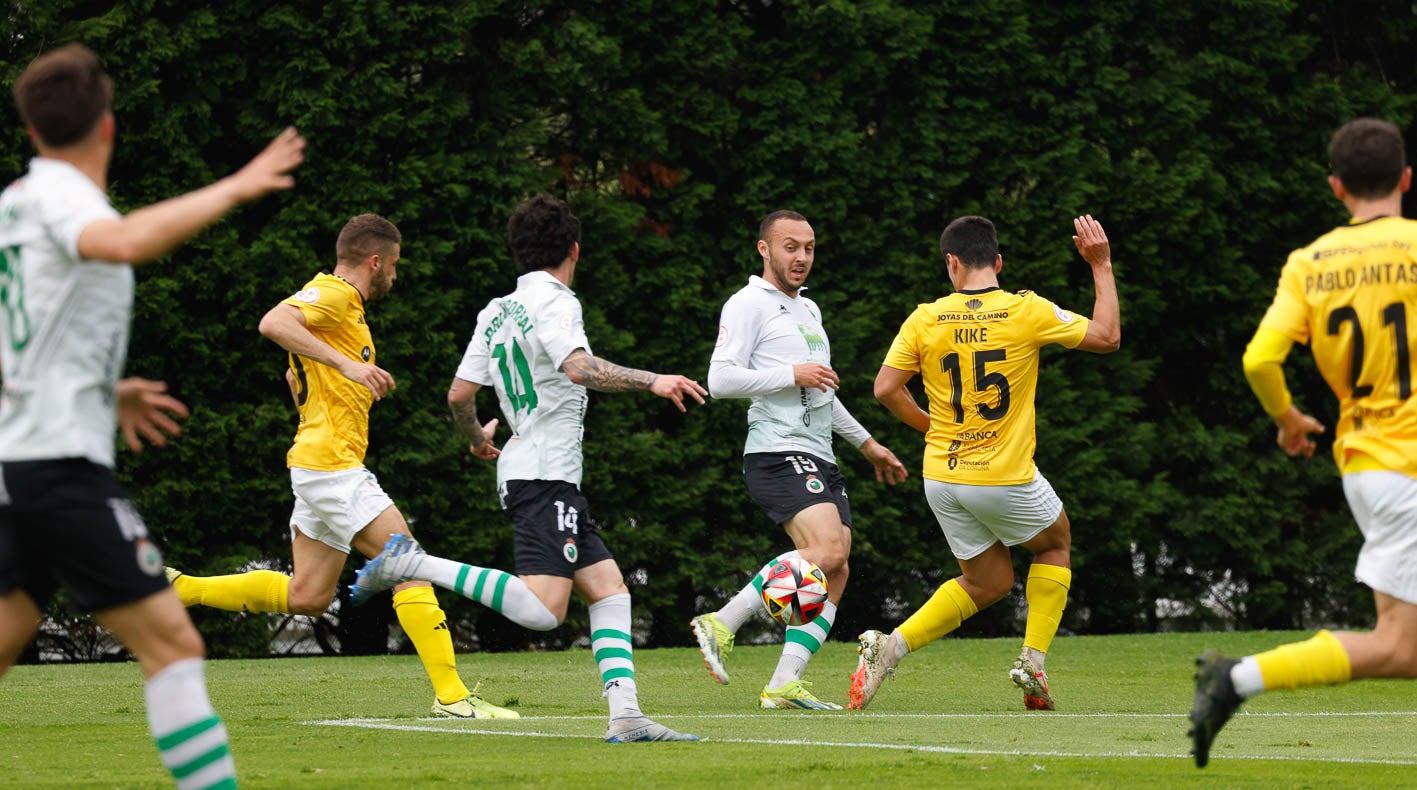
[2,630,1414,788]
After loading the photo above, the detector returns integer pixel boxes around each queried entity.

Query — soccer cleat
[604,715,700,743]
[349,533,426,606]
[1189,650,1242,768]
[1009,654,1056,710]
[432,691,521,720]
[690,613,735,685]
[163,566,183,585]
[847,629,899,710]
[759,679,843,710]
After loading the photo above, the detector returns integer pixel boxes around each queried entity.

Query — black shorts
[500,479,614,578]
[0,459,168,613]
[742,451,852,527]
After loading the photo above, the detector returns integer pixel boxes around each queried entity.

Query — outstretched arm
[77,128,306,265]
[447,377,500,460]
[1071,214,1121,353]
[561,349,707,412]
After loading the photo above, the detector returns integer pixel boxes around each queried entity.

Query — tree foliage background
[4,0,1416,656]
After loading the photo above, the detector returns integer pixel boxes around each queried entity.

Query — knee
[963,573,1012,607]
[809,542,850,577]
[1383,641,1417,678]
[287,588,334,617]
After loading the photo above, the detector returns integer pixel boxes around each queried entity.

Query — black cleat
[1188,649,1243,768]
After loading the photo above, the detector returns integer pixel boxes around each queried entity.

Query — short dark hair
[336,214,401,264]
[758,210,808,242]
[12,43,114,148]
[939,216,999,267]
[1328,118,1407,199]
[507,193,581,273]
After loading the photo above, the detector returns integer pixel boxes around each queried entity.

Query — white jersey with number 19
[456,270,591,486]
[0,158,127,468]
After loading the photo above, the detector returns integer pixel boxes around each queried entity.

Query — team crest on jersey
[362,346,371,362]
[715,325,728,348]
[293,287,320,304]
[136,538,164,577]
[805,475,825,494]
[563,539,579,563]
[559,312,574,332]
[1052,303,1076,323]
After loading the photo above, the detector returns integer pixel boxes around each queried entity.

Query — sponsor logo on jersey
[362,346,371,362]
[563,539,579,563]
[715,325,728,348]
[797,324,827,356]
[948,439,962,452]
[805,475,825,494]
[965,298,984,311]
[559,312,574,332]
[1052,303,1076,323]
[293,287,320,304]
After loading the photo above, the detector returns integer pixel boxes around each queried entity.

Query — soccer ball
[761,556,829,626]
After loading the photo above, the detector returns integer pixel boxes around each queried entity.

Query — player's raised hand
[470,417,501,460]
[650,374,708,412]
[340,360,397,400]
[229,127,306,202]
[859,437,908,485]
[1072,214,1111,268]
[793,362,839,392]
[116,377,190,453]
[1275,405,1325,458]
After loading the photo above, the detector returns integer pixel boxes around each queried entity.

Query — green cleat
[433,690,520,720]
[163,566,183,585]
[690,613,735,685]
[760,679,842,710]
[1189,650,1242,768]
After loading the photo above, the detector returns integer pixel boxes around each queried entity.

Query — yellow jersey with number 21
[883,287,1089,485]
[1258,216,1417,478]
[282,272,374,472]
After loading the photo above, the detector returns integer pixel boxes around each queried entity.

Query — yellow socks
[173,569,290,613]
[1256,629,1353,692]
[393,585,469,705]
[898,578,979,651]
[1022,563,1071,655]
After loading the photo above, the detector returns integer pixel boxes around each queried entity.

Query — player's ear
[994,255,1003,273]
[1328,174,1347,201]
[1400,166,1412,194]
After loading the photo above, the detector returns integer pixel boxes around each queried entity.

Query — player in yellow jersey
[1190,118,1417,767]
[168,214,556,719]
[848,214,1119,712]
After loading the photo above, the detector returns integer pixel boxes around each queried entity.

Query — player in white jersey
[353,193,706,743]
[0,44,303,789]
[690,210,908,710]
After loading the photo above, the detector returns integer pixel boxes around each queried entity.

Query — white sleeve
[707,357,794,398]
[831,399,872,448]
[42,170,119,261]
[454,302,499,386]
[537,292,591,370]
[708,291,793,398]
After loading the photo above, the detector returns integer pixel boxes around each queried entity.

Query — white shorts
[1343,470,1417,605]
[288,467,395,554]
[924,472,1063,560]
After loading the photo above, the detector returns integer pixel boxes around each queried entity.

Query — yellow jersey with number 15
[282,272,374,471]
[1258,215,1417,478]
[883,287,1090,485]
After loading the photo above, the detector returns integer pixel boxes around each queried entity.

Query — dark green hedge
[5,0,1414,655]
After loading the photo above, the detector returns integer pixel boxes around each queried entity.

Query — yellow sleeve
[882,310,922,372]
[1242,326,1294,417]
[283,279,350,332]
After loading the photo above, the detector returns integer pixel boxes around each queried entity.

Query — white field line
[306,714,1417,766]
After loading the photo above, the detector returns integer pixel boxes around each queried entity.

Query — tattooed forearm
[450,398,489,447]
[562,352,658,393]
